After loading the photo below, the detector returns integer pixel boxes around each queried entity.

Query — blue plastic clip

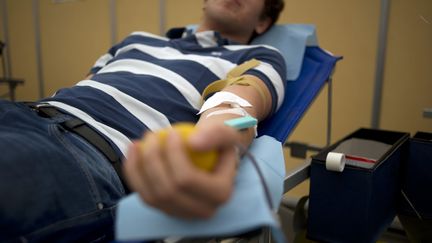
[224,116,258,130]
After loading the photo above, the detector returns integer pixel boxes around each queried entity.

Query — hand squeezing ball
[141,123,218,172]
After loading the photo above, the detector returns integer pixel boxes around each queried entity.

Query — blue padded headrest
[186,24,318,81]
[252,24,318,80]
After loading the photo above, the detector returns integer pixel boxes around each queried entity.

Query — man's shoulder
[224,44,285,66]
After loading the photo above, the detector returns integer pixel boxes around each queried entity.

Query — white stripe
[224,45,253,51]
[224,44,280,53]
[253,62,285,110]
[43,101,131,156]
[77,80,171,131]
[93,53,113,68]
[115,43,236,79]
[97,59,202,110]
[130,31,169,41]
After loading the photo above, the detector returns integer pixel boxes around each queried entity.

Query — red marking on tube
[345,155,376,164]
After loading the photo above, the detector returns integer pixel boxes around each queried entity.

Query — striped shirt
[42,28,287,157]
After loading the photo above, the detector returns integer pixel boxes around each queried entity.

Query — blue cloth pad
[115,135,286,242]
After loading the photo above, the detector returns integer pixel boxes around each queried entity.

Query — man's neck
[196,23,250,44]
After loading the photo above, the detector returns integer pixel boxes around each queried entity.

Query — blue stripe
[107,50,221,92]
[91,72,199,122]
[42,86,147,140]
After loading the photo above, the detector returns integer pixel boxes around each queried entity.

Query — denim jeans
[0,100,126,242]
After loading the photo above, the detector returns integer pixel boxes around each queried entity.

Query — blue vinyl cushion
[252,24,318,80]
[258,47,341,142]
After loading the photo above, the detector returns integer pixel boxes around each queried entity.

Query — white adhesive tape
[198,91,252,115]
[325,152,346,172]
[206,107,250,118]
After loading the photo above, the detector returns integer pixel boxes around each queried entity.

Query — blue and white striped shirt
[42,29,286,157]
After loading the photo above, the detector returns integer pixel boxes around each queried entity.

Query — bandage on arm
[209,75,272,120]
[225,75,272,120]
[196,76,272,148]
[200,58,272,120]
[196,57,273,148]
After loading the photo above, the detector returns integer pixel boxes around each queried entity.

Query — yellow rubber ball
[156,123,218,172]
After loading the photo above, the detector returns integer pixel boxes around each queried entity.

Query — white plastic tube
[325,152,346,172]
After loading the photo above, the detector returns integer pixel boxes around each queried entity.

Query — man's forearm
[196,106,256,149]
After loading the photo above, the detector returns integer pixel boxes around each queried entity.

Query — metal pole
[109,0,117,45]
[33,0,45,99]
[159,0,166,36]
[371,0,391,128]
[327,76,333,146]
[1,0,11,78]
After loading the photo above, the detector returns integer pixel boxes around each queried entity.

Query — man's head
[200,0,285,44]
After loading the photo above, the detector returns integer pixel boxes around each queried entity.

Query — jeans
[0,100,126,242]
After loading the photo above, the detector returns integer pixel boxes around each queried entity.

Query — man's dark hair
[262,0,285,28]
[248,0,284,42]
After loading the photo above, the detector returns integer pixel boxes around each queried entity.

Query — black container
[398,131,432,242]
[307,128,409,243]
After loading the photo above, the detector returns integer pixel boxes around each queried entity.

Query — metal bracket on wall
[0,78,24,101]
[424,108,432,119]
[284,142,322,159]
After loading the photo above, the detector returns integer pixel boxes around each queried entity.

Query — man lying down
[0,0,286,241]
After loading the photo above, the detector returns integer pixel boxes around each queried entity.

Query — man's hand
[123,122,240,219]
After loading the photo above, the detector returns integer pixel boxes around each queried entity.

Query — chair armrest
[284,159,311,193]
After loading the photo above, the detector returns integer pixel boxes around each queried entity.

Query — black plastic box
[398,131,432,242]
[307,128,409,243]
